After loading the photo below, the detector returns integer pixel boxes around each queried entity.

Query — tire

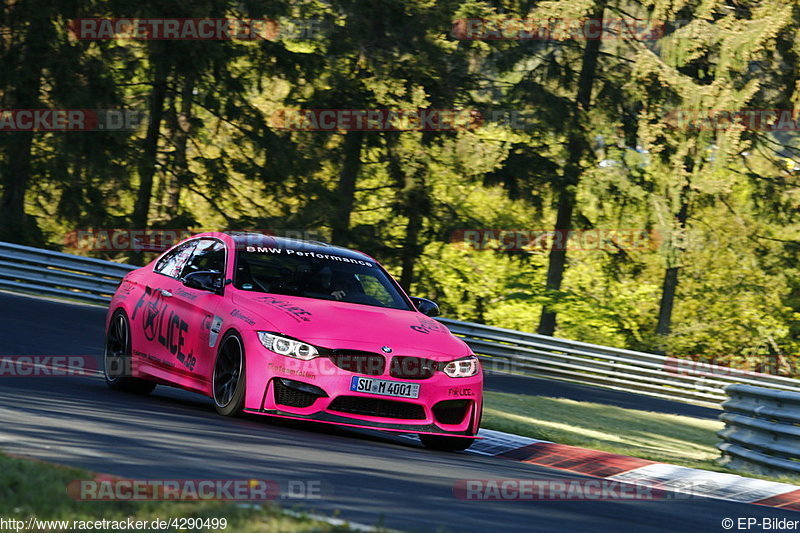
[419,434,476,452]
[212,331,246,416]
[104,309,156,395]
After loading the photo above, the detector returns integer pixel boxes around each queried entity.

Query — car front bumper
[244,348,483,437]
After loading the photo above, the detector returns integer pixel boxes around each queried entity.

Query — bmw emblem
[381,346,392,353]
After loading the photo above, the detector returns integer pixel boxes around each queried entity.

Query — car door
[170,238,227,388]
[130,239,197,377]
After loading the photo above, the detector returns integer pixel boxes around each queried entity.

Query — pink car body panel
[108,232,483,438]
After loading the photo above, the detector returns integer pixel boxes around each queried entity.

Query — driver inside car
[316,266,347,300]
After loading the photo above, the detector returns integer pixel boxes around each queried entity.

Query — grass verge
[0,453,376,532]
[482,390,800,485]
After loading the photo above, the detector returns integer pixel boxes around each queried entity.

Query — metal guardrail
[2,241,800,407]
[0,241,135,304]
[717,384,800,476]
[437,319,800,407]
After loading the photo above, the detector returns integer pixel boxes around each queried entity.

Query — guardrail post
[717,384,800,477]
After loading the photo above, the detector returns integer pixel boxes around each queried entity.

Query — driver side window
[154,240,197,278]
[180,239,226,279]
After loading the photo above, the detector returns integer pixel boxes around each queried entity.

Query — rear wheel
[213,332,246,416]
[419,434,476,452]
[104,310,156,395]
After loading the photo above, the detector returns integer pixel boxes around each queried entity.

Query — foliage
[1,0,799,369]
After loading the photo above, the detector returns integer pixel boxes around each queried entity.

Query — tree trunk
[399,170,425,291]
[655,179,692,341]
[0,14,46,244]
[384,134,428,292]
[537,187,575,335]
[537,0,606,335]
[656,266,680,337]
[330,130,364,246]
[165,77,195,220]
[130,52,169,262]
[399,209,423,291]
[0,133,36,244]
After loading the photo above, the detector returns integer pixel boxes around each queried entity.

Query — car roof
[220,232,375,262]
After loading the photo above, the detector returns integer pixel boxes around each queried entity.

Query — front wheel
[419,434,476,452]
[212,332,246,416]
[104,309,156,395]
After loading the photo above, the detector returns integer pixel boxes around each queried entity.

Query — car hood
[231,292,472,360]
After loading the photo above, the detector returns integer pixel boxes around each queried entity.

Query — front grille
[328,396,426,420]
[433,400,471,425]
[328,351,385,376]
[389,356,438,379]
[273,379,324,408]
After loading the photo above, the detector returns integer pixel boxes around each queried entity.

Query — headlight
[442,356,480,378]
[258,332,319,360]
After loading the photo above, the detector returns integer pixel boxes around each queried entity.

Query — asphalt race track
[0,290,794,532]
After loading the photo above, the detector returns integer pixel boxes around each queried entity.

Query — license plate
[350,376,420,399]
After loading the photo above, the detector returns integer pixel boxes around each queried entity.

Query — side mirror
[410,297,439,317]
[183,271,223,293]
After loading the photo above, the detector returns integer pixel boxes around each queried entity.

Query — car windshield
[234,248,412,311]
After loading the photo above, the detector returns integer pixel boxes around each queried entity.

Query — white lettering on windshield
[245,246,373,267]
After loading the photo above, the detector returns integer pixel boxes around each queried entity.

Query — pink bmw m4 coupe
[105,232,483,450]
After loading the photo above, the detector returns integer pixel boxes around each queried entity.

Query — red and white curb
[456,429,800,511]
[468,428,544,456]
[610,464,800,510]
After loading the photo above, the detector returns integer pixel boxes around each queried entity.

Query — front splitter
[243,408,480,438]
